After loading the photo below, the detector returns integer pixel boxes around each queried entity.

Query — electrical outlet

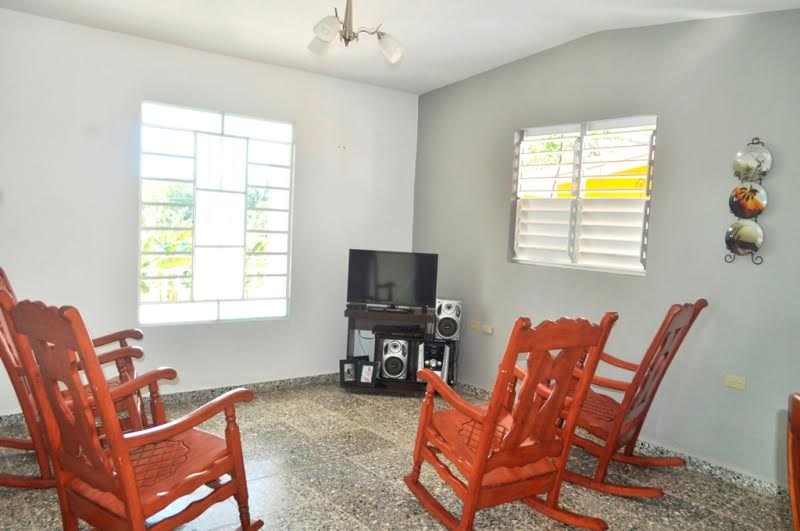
[469,320,481,331]
[481,324,494,335]
[724,374,746,391]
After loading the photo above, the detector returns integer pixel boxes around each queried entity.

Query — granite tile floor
[0,382,792,530]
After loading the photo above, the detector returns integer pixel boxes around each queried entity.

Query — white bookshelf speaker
[435,299,462,341]
[381,339,408,380]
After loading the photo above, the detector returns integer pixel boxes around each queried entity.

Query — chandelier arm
[356,23,382,36]
[334,7,343,25]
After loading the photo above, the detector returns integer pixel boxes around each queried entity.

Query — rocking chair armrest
[600,352,639,372]
[124,388,254,448]
[591,375,631,392]
[92,329,144,348]
[108,367,178,401]
[94,346,145,368]
[417,369,484,422]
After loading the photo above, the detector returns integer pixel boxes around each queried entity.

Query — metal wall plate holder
[725,137,769,265]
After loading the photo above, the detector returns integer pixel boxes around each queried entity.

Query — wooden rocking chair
[0,267,154,489]
[563,299,708,498]
[405,313,619,531]
[9,298,263,530]
[787,393,800,531]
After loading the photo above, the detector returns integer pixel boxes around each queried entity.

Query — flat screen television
[347,249,438,309]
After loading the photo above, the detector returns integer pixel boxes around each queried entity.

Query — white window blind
[138,102,294,324]
[513,116,656,275]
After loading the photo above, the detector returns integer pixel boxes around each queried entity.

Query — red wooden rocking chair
[563,299,708,498]
[787,393,800,530]
[0,267,156,489]
[9,298,263,530]
[405,313,619,531]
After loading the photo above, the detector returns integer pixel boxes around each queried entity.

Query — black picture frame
[340,359,357,385]
[358,361,380,386]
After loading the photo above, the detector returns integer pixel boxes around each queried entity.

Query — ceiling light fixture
[309,0,404,65]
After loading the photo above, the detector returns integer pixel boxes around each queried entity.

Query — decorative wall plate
[733,140,772,181]
[725,219,764,256]
[729,183,767,219]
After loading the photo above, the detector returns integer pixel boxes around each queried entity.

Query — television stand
[342,308,446,395]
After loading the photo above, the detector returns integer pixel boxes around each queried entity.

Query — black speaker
[435,299,462,341]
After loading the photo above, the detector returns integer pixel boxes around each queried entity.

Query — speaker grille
[383,356,405,378]
[437,317,458,338]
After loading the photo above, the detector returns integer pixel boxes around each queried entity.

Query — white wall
[413,10,800,485]
[0,9,418,414]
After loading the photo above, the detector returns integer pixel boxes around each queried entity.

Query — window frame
[511,115,657,276]
[137,101,295,325]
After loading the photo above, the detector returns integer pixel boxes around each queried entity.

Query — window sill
[511,258,646,277]
[138,315,290,327]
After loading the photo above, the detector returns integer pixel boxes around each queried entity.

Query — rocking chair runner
[405,313,619,531]
[0,268,154,489]
[563,299,708,498]
[787,393,800,531]
[9,299,263,531]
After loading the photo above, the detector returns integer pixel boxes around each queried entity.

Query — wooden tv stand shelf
[343,309,435,323]
[342,308,444,395]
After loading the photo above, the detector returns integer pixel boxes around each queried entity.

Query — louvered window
[512,116,656,275]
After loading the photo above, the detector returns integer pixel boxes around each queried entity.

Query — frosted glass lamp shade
[308,37,331,56]
[378,33,404,64]
[313,16,341,43]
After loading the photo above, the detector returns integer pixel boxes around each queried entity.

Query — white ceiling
[1,0,798,94]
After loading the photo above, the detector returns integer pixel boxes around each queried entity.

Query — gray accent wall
[413,10,800,485]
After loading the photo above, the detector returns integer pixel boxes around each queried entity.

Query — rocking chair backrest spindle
[0,268,18,300]
[0,268,26,377]
[0,273,54,485]
[483,313,619,472]
[9,299,141,511]
[619,299,708,437]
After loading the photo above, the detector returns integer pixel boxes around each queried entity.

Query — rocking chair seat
[67,428,227,518]
[578,389,620,437]
[430,409,558,488]
[61,376,122,400]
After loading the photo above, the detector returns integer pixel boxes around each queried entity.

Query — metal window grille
[138,101,294,324]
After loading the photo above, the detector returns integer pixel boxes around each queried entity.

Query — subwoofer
[435,299,462,341]
[381,339,408,380]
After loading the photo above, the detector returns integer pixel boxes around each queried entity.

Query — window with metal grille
[512,116,656,275]
[138,102,293,324]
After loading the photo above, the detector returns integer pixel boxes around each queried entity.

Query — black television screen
[347,249,438,308]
